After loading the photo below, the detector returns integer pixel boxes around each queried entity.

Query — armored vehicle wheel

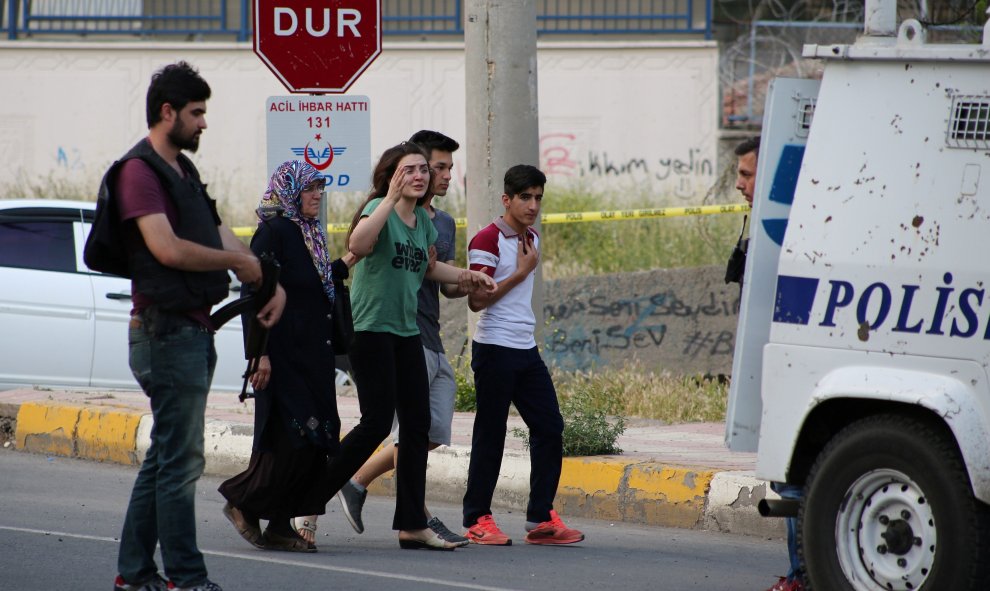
[799,414,990,590]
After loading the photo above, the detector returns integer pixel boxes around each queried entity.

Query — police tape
[232,203,750,237]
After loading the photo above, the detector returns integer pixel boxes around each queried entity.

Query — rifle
[209,253,281,402]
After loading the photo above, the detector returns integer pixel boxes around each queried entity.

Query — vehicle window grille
[797,98,816,137]
[948,96,990,149]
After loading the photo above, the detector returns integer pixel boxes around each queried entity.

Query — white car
[0,199,351,392]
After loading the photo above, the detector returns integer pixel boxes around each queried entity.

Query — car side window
[0,220,76,273]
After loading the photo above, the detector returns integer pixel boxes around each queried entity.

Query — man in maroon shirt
[112,62,285,591]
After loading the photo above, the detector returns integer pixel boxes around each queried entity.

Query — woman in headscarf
[219,160,354,552]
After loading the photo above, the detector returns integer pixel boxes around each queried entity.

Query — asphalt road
[0,449,784,591]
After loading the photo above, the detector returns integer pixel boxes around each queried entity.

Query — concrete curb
[8,400,784,539]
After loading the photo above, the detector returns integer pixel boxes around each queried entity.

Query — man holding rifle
[104,61,285,591]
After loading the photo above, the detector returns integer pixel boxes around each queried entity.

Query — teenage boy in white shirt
[461,164,584,546]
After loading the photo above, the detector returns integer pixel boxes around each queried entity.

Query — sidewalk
[0,386,783,539]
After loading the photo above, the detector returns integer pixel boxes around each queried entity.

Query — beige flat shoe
[398,530,457,551]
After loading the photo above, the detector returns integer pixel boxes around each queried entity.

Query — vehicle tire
[799,414,990,591]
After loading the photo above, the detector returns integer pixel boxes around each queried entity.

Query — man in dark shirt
[725,136,759,286]
[724,136,805,591]
[112,62,285,591]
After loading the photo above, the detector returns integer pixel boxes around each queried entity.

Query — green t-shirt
[351,198,438,336]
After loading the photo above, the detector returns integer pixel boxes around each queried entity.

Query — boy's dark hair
[408,130,459,154]
[503,164,546,196]
[734,136,761,158]
[146,61,211,128]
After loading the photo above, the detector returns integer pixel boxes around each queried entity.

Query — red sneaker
[524,510,585,545]
[465,514,512,546]
[765,577,804,591]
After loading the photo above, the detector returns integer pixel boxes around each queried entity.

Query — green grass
[323,187,743,279]
[2,175,743,279]
[552,365,728,424]
[453,356,728,425]
[538,189,740,277]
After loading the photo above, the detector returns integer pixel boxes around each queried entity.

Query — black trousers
[325,331,431,531]
[463,342,564,527]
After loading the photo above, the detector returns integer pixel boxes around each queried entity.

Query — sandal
[293,515,318,545]
[263,528,317,553]
[222,502,264,549]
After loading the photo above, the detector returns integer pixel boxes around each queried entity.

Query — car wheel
[800,414,990,590]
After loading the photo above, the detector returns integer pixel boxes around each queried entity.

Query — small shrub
[512,385,626,457]
[451,356,476,412]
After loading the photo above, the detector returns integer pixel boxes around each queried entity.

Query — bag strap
[736,214,748,243]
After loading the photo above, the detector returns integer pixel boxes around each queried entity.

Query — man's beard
[168,117,200,153]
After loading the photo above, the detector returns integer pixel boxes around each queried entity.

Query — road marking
[0,525,520,591]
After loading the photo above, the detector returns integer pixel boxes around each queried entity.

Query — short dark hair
[146,61,211,128]
[504,164,546,196]
[734,136,760,158]
[408,130,459,154]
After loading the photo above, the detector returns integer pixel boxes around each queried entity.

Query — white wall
[0,40,718,212]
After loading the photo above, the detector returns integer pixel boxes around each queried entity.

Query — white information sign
[265,95,371,190]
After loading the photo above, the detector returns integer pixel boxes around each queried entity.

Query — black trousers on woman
[324,330,431,531]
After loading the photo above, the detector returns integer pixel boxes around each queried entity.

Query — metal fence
[3,0,712,40]
[719,18,984,129]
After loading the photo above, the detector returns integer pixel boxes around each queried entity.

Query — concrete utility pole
[464,0,543,339]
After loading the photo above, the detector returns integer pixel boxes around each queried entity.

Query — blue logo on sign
[773,275,819,325]
[762,144,805,246]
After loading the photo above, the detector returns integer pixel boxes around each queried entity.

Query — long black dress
[219,216,344,520]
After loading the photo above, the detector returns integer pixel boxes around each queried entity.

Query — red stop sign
[253,0,381,93]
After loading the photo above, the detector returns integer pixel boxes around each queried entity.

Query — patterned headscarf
[256,160,334,305]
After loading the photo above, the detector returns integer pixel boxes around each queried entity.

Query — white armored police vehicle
[725,1,990,589]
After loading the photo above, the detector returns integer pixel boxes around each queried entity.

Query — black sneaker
[113,574,168,591]
[427,516,470,547]
[338,480,367,534]
[166,580,223,591]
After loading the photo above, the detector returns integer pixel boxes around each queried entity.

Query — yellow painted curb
[15,402,145,464]
[556,457,716,528]
[15,402,78,457]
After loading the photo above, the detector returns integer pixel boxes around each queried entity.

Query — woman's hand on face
[458,268,497,294]
[249,355,271,391]
[386,164,410,204]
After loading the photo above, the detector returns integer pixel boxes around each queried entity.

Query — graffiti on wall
[543,288,739,372]
[539,132,715,198]
[541,132,582,177]
[56,146,84,171]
